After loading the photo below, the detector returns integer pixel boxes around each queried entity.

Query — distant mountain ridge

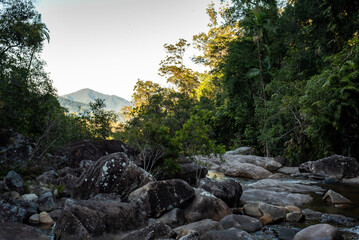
[58,88,131,121]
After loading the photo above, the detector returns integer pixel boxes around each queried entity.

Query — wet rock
[302,209,356,227]
[245,179,324,193]
[54,139,139,168]
[299,155,359,179]
[128,179,194,218]
[293,224,343,240]
[38,191,57,212]
[202,228,254,240]
[219,214,262,232]
[322,190,352,205]
[3,171,25,194]
[73,152,154,200]
[199,178,242,208]
[55,173,79,197]
[0,222,49,240]
[39,211,54,225]
[157,208,185,228]
[36,170,58,185]
[184,188,231,223]
[119,222,176,240]
[20,193,38,202]
[241,189,313,206]
[29,214,39,224]
[174,219,223,239]
[55,198,146,239]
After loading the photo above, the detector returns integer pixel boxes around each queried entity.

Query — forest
[1,0,359,170]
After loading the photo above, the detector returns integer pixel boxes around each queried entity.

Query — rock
[302,209,356,227]
[174,219,223,239]
[277,167,300,175]
[178,231,201,240]
[342,177,359,184]
[119,222,176,240]
[278,228,297,240]
[260,214,274,225]
[128,179,195,218]
[53,139,139,168]
[73,152,154,200]
[39,211,54,225]
[0,181,3,194]
[20,193,38,202]
[0,129,35,170]
[268,173,290,179]
[274,155,289,166]
[2,191,20,200]
[199,178,242,208]
[55,173,79,197]
[222,163,272,179]
[243,202,263,218]
[245,179,324,193]
[79,159,95,169]
[90,193,122,202]
[57,167,76,177]
[202,228,254,240]
[285,206,302,213]
[184,188,231,223]
[173,161,208,186]
[299,155,359,179]
[38,191,57,212]
[241,189,313,206]
[322,190,352,205]
[293,224,343,240]
[225,147,254,155]
[222,154,282,171]
[29,214,39,224]
[286,212,305,222]
[48,209,62,221]
[157,208,185,228]
[0,198,38,223]
[3,171,25,194]
[36,170,58,185]
[0,222,49,240]
[55,198,146,239]
[219,214,262,233]
[258,202,286,222]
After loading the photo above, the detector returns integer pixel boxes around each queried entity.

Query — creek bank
[0,141,358,239]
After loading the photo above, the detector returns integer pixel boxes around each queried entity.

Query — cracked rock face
[72,152,154,200]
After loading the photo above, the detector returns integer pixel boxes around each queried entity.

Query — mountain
[58,88,131,121]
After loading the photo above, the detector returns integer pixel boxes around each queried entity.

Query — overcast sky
[35,0,221,100]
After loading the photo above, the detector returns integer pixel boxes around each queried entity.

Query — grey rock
[225,147,253,155]
[202,228,254,240]
[184,188,231,223]
[129,179,194,218]
[0,198,37,222]
[119,222,176,240]
[38,191,57,212]
[36,170,58,185]
[80,159,95,169]
[20,193,38,202]
[199,178,242,208]
[258,202,287,222]
[90,193,122,202]
[157,208,185,228]
[277,167,300,175]
[178,231,201,240]
[293,224,343,240]
[302,209,356,227]
[3,171,25,194]
[174,219,223,239]
[243,202,263,218]
[0,222,49,240]
[55,173,79,197]
[29,214,39,224]
[246,179,324,193]
[2,191,20,200]
[73,152,154,200]
[286,212,305,222]
[278,228,297,240]
[322,190,352,205]
[48,209,62,221]
[219,214,262,233]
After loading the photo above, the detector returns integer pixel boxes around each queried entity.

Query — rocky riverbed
[1,138,359,240]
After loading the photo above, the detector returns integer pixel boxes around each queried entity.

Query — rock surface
[157,208,186,228]
[55,198,146,239]
[299,155,359,179]
[128,179,195,218]
[293,224,343,240]
[39,211,54,225]
[38,191,57,212]
[3,171,25,194]
[202,228,254,240]
[0,222,49,240]
[322,190,352,205]
[174,219,223,239]
[184,188,231,223]
[245,179,324,193]
[118,222,176,240]
[219,214,262,233]
[73,152,154,200]
[199,178,242,208]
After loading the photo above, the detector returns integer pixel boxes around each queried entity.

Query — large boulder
[53,139,139,168]
[3,171,25,194]
[245,179,324,194]
[118,222,176,240]
[72,152,154,200]
[184,188,232,223]
[0,222,49,240]
[56,173,79,197]
[241,189,313,206]
[322,190,352,206]
[54,198,146,239]
[199,178,242,208]
[293,224,343,240]
[299,155,359,179]
[128,179,195,218]
[157,208,186,228]
[219,214,262,233]
[202,228,254,240]
[221,163,272,180]
[174,219,223,239]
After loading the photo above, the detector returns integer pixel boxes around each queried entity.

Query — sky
[35,0,221,101]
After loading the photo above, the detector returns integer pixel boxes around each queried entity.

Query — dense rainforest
[1,0,359,173]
